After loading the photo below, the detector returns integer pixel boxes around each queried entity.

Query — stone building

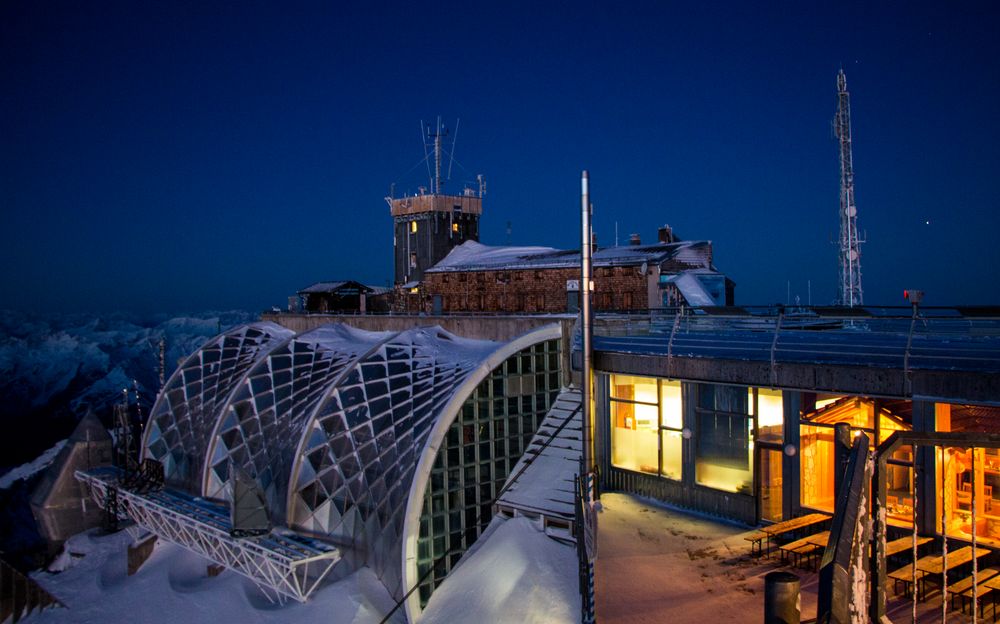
[396,227,734,314]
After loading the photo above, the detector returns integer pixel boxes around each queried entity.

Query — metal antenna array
[835,69,865,307]
[426,116,449,194]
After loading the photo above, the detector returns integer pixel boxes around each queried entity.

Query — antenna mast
[835,69,864,307]
[426,116,449,194]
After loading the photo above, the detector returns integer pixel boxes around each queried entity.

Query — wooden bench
[744,532,768,558]
[888,562,927,599]
[778,535,822,570]
[951,567,1000,616]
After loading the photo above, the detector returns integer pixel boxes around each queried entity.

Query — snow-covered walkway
[595,492,977,624]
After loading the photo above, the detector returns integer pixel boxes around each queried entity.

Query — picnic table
[746,513,830,558]
[761,513,831,538]
[912,546,992,600]
[778,530,829,569]
[916,545,992,576]
[885,535,933,558]
[953,566,1000,616]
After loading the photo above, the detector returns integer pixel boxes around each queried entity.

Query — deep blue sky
[2,1,998,313]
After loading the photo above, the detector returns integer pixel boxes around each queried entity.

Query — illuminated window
[609,375,683,480]
[410,253,417,269]
[754,388,784,521]
[660,381,683,480]
[610,375,660,476]
[452,223,459,233]
[411,221,418,233]
[756,388,784,444]
[695,384,752,494]
[799,397,911,521]
[934,403,1000,544]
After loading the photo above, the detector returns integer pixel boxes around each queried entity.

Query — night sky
[2,1,998,314]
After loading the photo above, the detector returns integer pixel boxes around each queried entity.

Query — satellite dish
[640,261,648,275]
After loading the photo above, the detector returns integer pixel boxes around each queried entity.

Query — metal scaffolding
[75,467,340,603]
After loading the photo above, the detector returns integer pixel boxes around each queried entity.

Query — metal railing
[589,306,1000,374]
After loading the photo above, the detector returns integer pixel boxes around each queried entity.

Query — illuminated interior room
[934,403,1000,545]
[799,397,911,523]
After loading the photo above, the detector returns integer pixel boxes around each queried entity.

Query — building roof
[591,308,1000,404]
[69,410,112,443]
[497,388,581,521]
[297,280,375,295]
[663,272,716,307]
[425,239,713,273]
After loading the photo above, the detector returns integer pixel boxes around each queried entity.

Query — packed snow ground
[23,530,403,624]
[21,516,579,624]
[596,492,980,623]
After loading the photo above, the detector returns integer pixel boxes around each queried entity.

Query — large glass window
[754,388,784,521]
[695,384,752,494]
[660,382,683,480]
[610,375,683,480]
[935,403,1000,545]
[610,375,659,474]
[800,397,911,519]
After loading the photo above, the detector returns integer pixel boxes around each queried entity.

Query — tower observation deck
[390,118,484,286]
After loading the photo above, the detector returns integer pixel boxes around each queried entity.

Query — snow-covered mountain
[0,309,256,475]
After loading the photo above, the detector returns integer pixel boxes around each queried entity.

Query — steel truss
[75,468,339,603]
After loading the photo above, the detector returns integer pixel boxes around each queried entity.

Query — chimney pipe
[629,233,641,246]
[658,225,674,243]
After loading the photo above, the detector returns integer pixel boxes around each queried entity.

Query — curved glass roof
[286,326,497,594]
[142,322,294,490]
[202,324,394,521]
[139,321,563,605]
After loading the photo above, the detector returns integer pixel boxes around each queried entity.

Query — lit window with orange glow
[452,223,459,233]
[410,221,418,233]
[609,375,683,480]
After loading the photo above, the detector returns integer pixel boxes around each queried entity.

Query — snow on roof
[297,281,372,295]
[672,272,716,307]
[497,388,581,520]
[418,516,579,624]
[426,239,712,273]
[0,439,66,490]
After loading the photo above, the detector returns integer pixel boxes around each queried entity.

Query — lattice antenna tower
[835,69,865,307]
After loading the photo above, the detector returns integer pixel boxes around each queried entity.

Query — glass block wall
[415,338,562,606]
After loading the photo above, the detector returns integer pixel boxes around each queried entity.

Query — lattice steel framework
[76,468,339,603]
[202,325,393,520]
[287,327,498,596]
[143,322,294,491]
[835,69,864,307]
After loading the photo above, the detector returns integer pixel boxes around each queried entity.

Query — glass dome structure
[140,321,563,618]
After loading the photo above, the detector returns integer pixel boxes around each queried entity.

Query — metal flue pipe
[581,170,593,474]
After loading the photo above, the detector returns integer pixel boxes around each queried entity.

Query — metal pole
[581,170,593,475]
[972,447,979,623]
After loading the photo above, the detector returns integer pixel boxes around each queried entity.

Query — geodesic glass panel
[142,322,293,491]
[203,325,391,521]
[288,326,498,597]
